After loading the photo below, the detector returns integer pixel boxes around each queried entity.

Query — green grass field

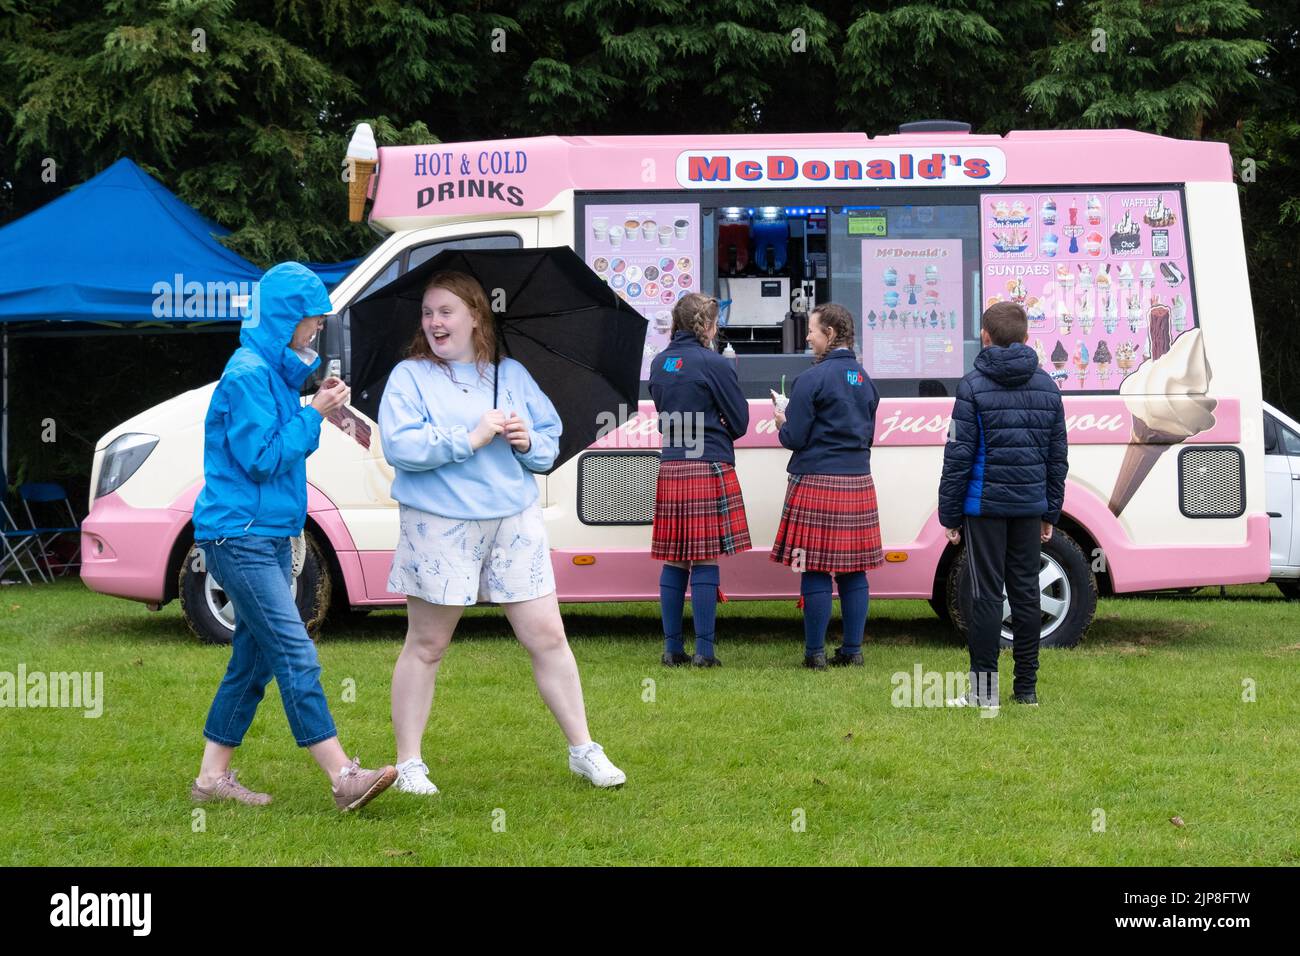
[1,579,1297,866]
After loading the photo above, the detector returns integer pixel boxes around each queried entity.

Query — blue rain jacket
[193,262,332,540]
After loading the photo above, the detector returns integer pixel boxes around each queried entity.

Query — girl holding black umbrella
[770,304,883,669]
[648,293,752,667]
[379,271,625,792]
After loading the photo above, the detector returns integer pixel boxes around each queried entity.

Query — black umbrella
[348,246,648,472]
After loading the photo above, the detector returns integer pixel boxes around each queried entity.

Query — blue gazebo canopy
[0,158,357,325]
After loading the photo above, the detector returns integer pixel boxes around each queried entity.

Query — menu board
[859,239,964,380]
[584,202,700,378]
[981,190,1195,391]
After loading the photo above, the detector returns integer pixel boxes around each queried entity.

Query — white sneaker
[394,758,440,795]
[569,742,626,788]
[946,694,1000,713]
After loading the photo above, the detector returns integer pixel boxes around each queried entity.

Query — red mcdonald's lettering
[919,153,946,179]
[769,155,796,180]
[687,156,730,181]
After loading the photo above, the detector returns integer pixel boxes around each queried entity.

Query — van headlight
[95,433,160,499]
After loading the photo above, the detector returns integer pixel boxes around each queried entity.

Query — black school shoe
[691,653,722,668]
[828,648,864,667]
[1012,693,1039,706]
[661,651,692,667]
[803,652,828,671]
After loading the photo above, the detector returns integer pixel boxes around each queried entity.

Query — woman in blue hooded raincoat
[190,262,397,812]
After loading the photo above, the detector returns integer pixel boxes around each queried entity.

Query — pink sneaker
[191,769,272,806]
[332,758,397,812]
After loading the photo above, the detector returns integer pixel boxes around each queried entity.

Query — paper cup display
[589,202,702,382]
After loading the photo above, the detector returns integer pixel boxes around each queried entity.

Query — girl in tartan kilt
[771,304,883,669]
[647,293,751,667]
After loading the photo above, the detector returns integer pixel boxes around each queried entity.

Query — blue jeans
[198,534,338,747]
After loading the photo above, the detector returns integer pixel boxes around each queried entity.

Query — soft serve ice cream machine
[716,206,818,352]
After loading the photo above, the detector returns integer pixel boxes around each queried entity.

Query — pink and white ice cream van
[81,121,1271,646]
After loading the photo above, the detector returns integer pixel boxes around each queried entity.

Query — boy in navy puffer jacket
[938,302,1068,708]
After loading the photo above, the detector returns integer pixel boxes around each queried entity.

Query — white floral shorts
[387,502,556,606]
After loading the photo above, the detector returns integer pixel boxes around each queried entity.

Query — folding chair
[1,482,49,584]
[19,482,81,578]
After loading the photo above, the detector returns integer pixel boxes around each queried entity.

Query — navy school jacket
[937,342,1069,527]
[778,348,880,474]
[648,331,750,463]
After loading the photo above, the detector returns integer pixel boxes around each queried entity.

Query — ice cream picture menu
[980,190,1195,391]
[584,202,700,378]
[859,239,963,380]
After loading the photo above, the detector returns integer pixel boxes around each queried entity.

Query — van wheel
[928,596,952,624]
[178,533,332,645]
[1279,581,1300,601]
[945,527,1097,649]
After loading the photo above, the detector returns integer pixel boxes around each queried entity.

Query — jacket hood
[974,342,1039,387]
[240,262,331,387]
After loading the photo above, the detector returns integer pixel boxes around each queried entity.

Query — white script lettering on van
[876,409,1128,443]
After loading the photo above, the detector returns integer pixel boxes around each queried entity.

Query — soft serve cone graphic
[346,124,379,222]
[1107,327,1216,515]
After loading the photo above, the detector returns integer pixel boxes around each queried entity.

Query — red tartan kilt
[651,460,752,561]
[770,473,884,573]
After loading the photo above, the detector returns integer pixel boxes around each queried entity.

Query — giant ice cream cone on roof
[1107,326,1216,515]
[346,123,379,222]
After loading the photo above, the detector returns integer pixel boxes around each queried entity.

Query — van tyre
[179,532,332,645]
[945,526,1097,649]
[1279,581,1300,601]
[928,596,953,624]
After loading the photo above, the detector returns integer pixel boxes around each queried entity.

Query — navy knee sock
[836,571,869,653]
[801,572,833,654]
[689,564,720,658]
[659,564,689,655]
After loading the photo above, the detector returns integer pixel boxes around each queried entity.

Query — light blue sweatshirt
[379,356,561,519]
